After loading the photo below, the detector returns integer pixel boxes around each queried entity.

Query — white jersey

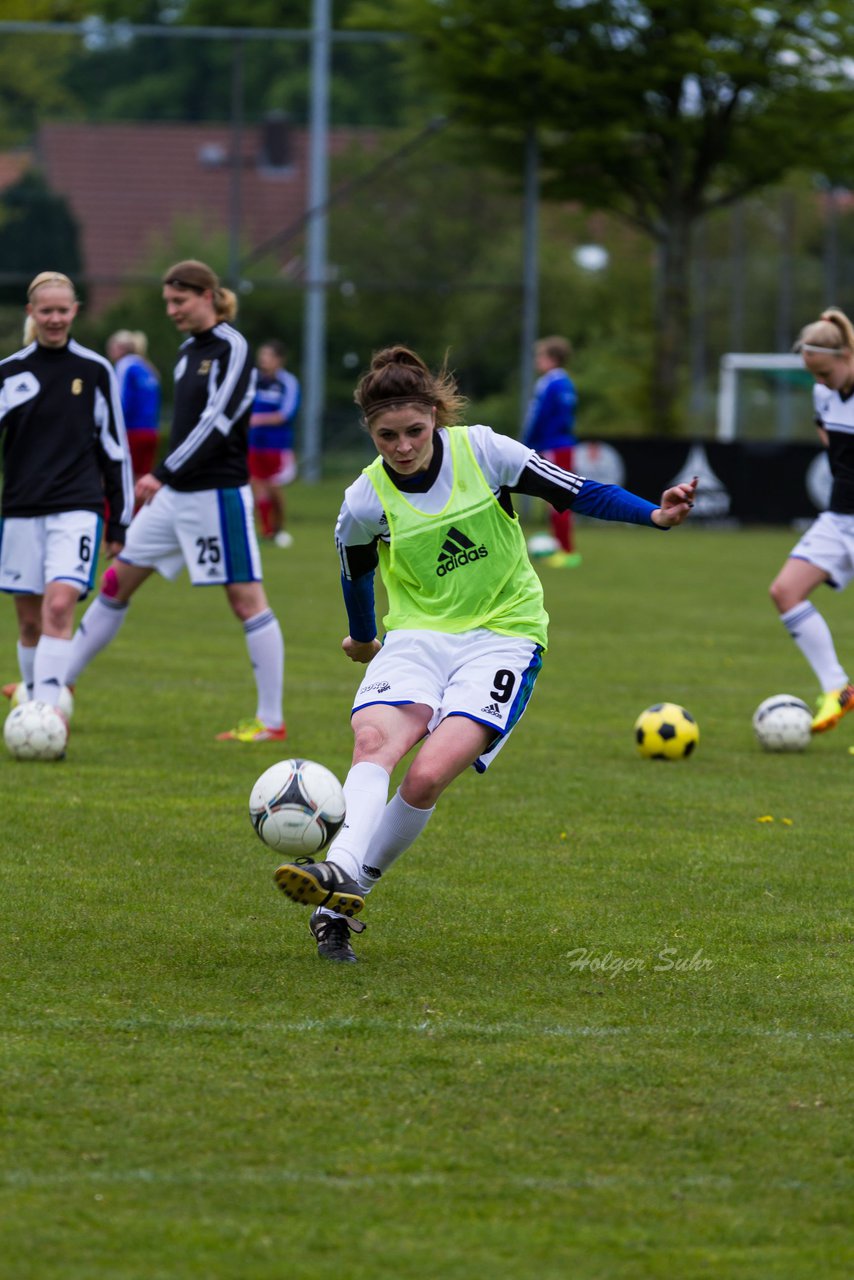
[335,422,658,590]
[338,424,540,548]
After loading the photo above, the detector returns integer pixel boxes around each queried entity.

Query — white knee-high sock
[323,761,391,882]
[33,636,72,706]
[17,642,36,698]
[781,603,848,691]
[360,789,435,890]
[244,609,284,728]
[66,595,129,683]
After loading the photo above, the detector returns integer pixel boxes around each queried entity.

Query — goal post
[716,353,806,441]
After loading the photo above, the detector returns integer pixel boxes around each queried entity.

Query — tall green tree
[0,1,86,146]
[0,171,82,306]
[353,0,854,431]
[61,1,410,126]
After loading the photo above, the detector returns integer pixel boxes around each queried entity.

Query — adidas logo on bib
[436,525,488,577]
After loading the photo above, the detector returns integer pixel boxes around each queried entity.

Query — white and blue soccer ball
[752,695,812,752]
[249,758,346,855]
[4,700,68,761]
[10,681,74,721]
[526,532,560,559]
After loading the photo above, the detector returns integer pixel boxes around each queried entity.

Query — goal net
[716,353,814,442]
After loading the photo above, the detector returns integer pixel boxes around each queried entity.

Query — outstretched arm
[650,476,697,527]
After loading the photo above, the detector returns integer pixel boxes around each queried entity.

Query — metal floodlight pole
[301,0,331,483]
[518,127,539,437]
[227,37,245,289]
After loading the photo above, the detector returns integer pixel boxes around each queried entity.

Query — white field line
[4,1014,850,1040]
[0,1167,744,1191]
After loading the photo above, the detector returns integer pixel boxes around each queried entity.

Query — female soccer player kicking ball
[769,307,854,734]
[272,345,696,962]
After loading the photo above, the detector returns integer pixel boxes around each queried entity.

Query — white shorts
[790,512,854,591]
[0,511,102,598]
[352,628,544,772]
[121,484,262,585]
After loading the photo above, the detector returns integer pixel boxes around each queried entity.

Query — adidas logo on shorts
[480,702,502,717]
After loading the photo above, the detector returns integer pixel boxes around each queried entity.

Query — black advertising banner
[574,440,829,526]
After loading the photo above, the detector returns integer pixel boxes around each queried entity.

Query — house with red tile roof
[5,119,372,311]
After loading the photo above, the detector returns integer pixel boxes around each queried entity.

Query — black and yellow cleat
[274,858,365,918]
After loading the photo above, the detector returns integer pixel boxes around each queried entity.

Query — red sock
[551,508,573,554]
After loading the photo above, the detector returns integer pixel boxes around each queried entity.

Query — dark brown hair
[354,345,466,426]
[161,259,238,322]
[536,335,572,366]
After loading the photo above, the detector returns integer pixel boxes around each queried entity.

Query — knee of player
[351,719,393,761]
[400,759,444,809]
[100,564,122,600]
[228,587,269,623]
[769,576,794,611]
[99,563,135,605]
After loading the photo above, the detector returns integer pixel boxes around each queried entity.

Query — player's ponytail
[212,286,238,323]
[795,307,854,355]
[354,345,467,427]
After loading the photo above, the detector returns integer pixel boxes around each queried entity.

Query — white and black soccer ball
[527,532,560,559]
[752,695,812,752]
[249,758,346,855]
[10,681,74,721]
[4,700,69,761]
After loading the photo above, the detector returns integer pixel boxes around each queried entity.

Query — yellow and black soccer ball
[634,702,699,760]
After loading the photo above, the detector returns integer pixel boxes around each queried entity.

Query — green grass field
[1,483,850,1279]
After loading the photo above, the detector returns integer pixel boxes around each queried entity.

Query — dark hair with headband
[161,259,238,322]
[354,345,466,426]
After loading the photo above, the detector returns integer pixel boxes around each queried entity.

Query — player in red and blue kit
[107,330,161,490]
[522,335,579,567]
[248,340,300,548]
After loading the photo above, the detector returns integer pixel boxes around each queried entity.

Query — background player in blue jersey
[1,271,132,710]
[769,307,854,734]
[522,335,580,568]
[107,329,161,497]
[248,339,300,549]
[272,344,697,963]
[66,260,286,743]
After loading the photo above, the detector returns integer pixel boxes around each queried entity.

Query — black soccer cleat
[274,857,366,918]
[309,910,364,963]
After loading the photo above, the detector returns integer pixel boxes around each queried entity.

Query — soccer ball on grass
[249,758,346,855]
[527,532,560,559]
[4,700,69,761]
[752,695,812,752]
[634,702,699,760]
